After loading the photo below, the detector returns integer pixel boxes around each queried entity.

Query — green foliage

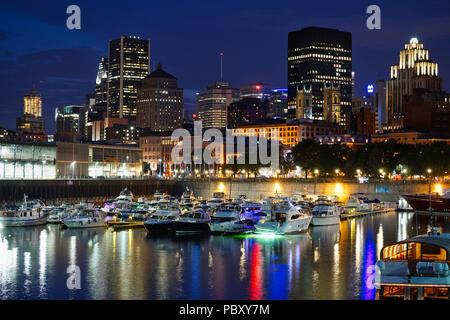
[291,139,450,177]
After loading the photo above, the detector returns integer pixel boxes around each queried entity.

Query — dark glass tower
[288,27,352,123]
[107,36,150,124]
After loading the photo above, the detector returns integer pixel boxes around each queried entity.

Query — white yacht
[144,202,181,234]
[311,198,341,226]
[207,192,226,209]
[375,227,450,300]
[103,188,134,213]
[47,203,74,224]
[0,195,47,227]
[255,198,311,235]
[209,203,244,234]
[180,189,196,204]
[241,203,266,224]
[344,194,373,213]
[62,208,105,229]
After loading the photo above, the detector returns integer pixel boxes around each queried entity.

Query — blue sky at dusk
[1,0,449,133]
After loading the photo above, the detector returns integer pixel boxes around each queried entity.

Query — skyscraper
[196,82,239,130]
[364,80,386,132]
[136,64,183,132]
[107,36,150,124]
[288,26,352,124]
[24,89,42,117]
[16,89,45,134]
[386,37,441,130]
[55,105,85,141]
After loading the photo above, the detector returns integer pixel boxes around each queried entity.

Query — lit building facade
[239,83,272,101]
[56,142,142,178]
[288,26,352,122]
[364,80,386,132]
[139,134,177,173]
[196,82,239,129]
[136,64,183,132]
[107,36,150,124]
[386,37,441,130]
[0,142,56,179]
[24,89,42,117]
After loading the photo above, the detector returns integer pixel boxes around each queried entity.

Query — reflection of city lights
[274,182,280,194]
[434,184,442,195]
[335,183,343,194]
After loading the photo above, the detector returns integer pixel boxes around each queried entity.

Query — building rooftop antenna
[220,52,224,82]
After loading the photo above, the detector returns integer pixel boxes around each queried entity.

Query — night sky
[1,0,449,133]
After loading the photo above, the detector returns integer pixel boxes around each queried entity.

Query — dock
[106,220,145,231]
[340,207,396,220]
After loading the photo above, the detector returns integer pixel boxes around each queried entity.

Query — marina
[0,185,448,300]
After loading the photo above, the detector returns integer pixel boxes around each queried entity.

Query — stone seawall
[0,179,175,204]
[177,179,448,202]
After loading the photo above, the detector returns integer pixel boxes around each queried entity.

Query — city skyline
[1,1,450,133]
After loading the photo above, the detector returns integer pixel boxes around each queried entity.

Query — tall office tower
[24,88,42,117]
[107,36,150,124]
[239,83,272,101]
[296,84,313,119]
[95,58,109,108]
[351,72,355,98]
[268,89,288,118]
[365,80,386,132]
[136,64,183,132]
[288,26,352,123]
[386,37,441,130]
[323,83,341,124]
[55,105,85,141]
[196,82,239,130]
[17,89,45,133]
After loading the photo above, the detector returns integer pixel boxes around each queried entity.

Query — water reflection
[0,212,448,300]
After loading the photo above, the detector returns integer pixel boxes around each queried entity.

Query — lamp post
[314,169,319,195]
[159,159,162,177]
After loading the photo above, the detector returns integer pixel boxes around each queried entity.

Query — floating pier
[106,220,145,231]
[340,207,396,220]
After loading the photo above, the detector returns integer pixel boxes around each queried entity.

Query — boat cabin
[376,231,450,300]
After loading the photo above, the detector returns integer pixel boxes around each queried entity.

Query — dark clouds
[0,0,449,132]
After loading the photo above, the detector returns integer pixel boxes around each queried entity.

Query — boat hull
[311,215,340,226]
[0,214,48,227]
[255,216,311,235]
[144,220,173,234]
[402,194,450,215]
[172,221,210,234]
[62,218,105,229]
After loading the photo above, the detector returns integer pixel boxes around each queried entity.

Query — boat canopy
[381,233,450,261]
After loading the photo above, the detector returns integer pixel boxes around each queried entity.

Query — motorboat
[47,203,74,224]
[0,194,48,227]
[311,198,341,226]
[172,207,211,235]
[402,190,450,215]
[255,197,311,235]
[375,227,450,300]
[209,203,244,234]
[62,208,105,229]
[180,189,196,205]
[144,202,181,234]
[241,203,266,225]
[207,192,226,209]
[102,188,134,213]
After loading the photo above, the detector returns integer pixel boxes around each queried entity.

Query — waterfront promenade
[0,177,446,203]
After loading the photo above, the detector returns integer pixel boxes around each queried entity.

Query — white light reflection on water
[38,229,47,298]
[376,224,384,260]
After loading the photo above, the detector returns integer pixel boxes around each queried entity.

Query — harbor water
[0,211,448,300]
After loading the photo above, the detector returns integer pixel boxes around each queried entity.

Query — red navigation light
[255,85,261,90]
[220,52,224,56]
